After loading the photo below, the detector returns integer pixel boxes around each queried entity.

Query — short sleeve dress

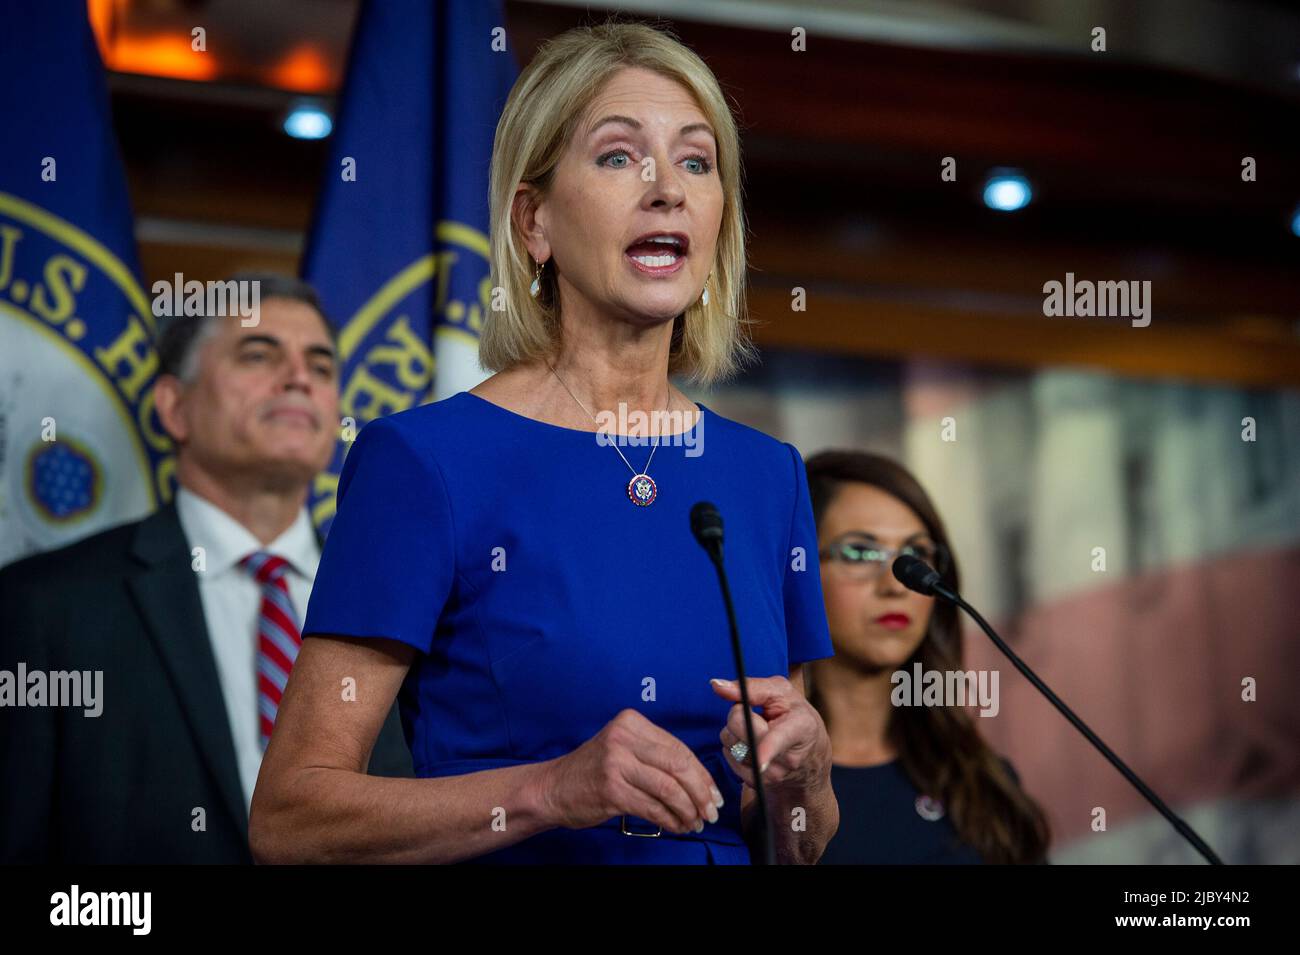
[302,391,834,864]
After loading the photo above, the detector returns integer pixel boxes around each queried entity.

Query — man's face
[158,298,339,489]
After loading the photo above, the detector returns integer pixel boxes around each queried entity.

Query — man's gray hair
[155,272,335,382]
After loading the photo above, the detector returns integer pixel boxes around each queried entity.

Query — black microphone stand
[895,556,1224,866]
[694,503,776,865]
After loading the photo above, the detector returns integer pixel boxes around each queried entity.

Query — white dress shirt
[174,487,320,812]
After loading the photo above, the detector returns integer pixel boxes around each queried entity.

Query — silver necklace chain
[546,362,671,478]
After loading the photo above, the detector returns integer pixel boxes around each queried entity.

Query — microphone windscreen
[892,554,941,595]
[690,501,723,546]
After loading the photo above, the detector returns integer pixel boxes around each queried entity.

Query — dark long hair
[805,450,1050,865]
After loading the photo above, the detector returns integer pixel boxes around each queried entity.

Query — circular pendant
[915,794,945,821]
[627,473,658,506]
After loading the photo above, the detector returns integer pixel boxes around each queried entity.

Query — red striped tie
[240,552,301,750]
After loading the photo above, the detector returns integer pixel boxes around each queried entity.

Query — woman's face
[522,66,723,328]
[818,483,938,672]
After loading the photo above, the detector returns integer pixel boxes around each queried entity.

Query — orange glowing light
[84,0,339,91]
[108,33,220,81]
[267,44,335,93]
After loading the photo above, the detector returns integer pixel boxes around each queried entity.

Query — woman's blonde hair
[481,19,756,387]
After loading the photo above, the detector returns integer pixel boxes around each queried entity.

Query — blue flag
[301,0,518,531]
[0,0,170,567]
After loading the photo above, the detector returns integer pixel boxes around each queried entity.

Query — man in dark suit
[0,273,412,863]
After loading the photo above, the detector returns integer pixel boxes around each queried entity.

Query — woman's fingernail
[694,819,705,833]
[710,785,724,808]
[760,761,771,774]
[706,803,719,824]
[710,678,732,687]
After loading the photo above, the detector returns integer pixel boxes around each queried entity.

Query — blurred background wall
[79,0,1300,862]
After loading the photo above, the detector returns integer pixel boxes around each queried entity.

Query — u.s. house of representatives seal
[0,192,172,565]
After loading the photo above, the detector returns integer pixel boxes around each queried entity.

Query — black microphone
[892,555,1224,865]
[892,553,947,597]
[690,501,724,557]
[690,501,775,865]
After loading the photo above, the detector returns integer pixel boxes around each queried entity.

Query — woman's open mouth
[625,232,688,275]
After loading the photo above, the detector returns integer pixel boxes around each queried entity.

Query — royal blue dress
[302,391,834,864]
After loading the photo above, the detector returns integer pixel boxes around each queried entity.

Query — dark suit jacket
[0,502,413,863]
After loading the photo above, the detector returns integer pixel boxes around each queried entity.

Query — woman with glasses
[805,450,1050,864]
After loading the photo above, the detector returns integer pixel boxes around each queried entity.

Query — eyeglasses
[817,535,950,582]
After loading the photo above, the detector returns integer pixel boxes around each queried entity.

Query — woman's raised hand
[712,675,830,788]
